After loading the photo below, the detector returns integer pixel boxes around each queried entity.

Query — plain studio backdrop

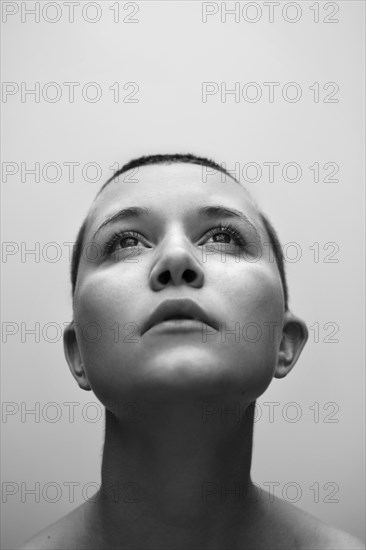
[1,1,365,548]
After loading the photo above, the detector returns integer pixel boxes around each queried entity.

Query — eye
[103,230,147,255]
[203,224,247,247]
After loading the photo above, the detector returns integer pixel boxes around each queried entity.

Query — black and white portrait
[2,2,365,549]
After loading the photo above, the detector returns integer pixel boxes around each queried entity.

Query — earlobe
[63,321,91,391]
[274,311,308,379]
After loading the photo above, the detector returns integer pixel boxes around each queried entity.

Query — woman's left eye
[103,224,246,256]
[203,224,246,247]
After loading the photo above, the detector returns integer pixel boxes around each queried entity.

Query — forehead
[86,163,261,237]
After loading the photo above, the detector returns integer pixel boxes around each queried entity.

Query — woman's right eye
[103,230,145,255]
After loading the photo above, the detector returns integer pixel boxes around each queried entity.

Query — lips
[142,298,219,335]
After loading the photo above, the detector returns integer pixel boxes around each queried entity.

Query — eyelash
[103,223,247,255]
[205,224,246,247]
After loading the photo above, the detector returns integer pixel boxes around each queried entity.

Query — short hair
[70,154,289,310]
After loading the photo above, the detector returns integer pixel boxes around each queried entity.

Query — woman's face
[72,163,285,411]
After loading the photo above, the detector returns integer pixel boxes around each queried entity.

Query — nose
[149,228,204,290]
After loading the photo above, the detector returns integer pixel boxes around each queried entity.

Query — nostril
[158,271,170,285]
[184,269,196,283]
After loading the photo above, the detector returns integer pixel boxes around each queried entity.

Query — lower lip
[146,319,213,334]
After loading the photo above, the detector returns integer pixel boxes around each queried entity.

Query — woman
[21,154,365,549]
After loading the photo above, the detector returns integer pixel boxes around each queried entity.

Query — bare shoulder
[19,512,78,550]
[19,530,58,550]
[258,492,365,550]
[18,500,96,550]
[318,527,366,550]
[272,499,365,550]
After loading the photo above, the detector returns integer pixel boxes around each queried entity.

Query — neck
[92,398,259,550]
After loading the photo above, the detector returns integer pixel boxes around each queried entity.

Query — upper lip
[142,299,218,334]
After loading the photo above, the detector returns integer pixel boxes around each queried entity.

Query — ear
[274,311,308,379]
[63,321,91,391]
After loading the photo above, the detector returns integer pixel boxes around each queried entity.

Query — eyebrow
[92,205,261,241]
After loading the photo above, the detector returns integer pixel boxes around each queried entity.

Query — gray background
[1,1,365,548]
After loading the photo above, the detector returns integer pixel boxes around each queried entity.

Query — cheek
[73,276,144,404]
[218,266,284,399]
[224,262,284,328]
